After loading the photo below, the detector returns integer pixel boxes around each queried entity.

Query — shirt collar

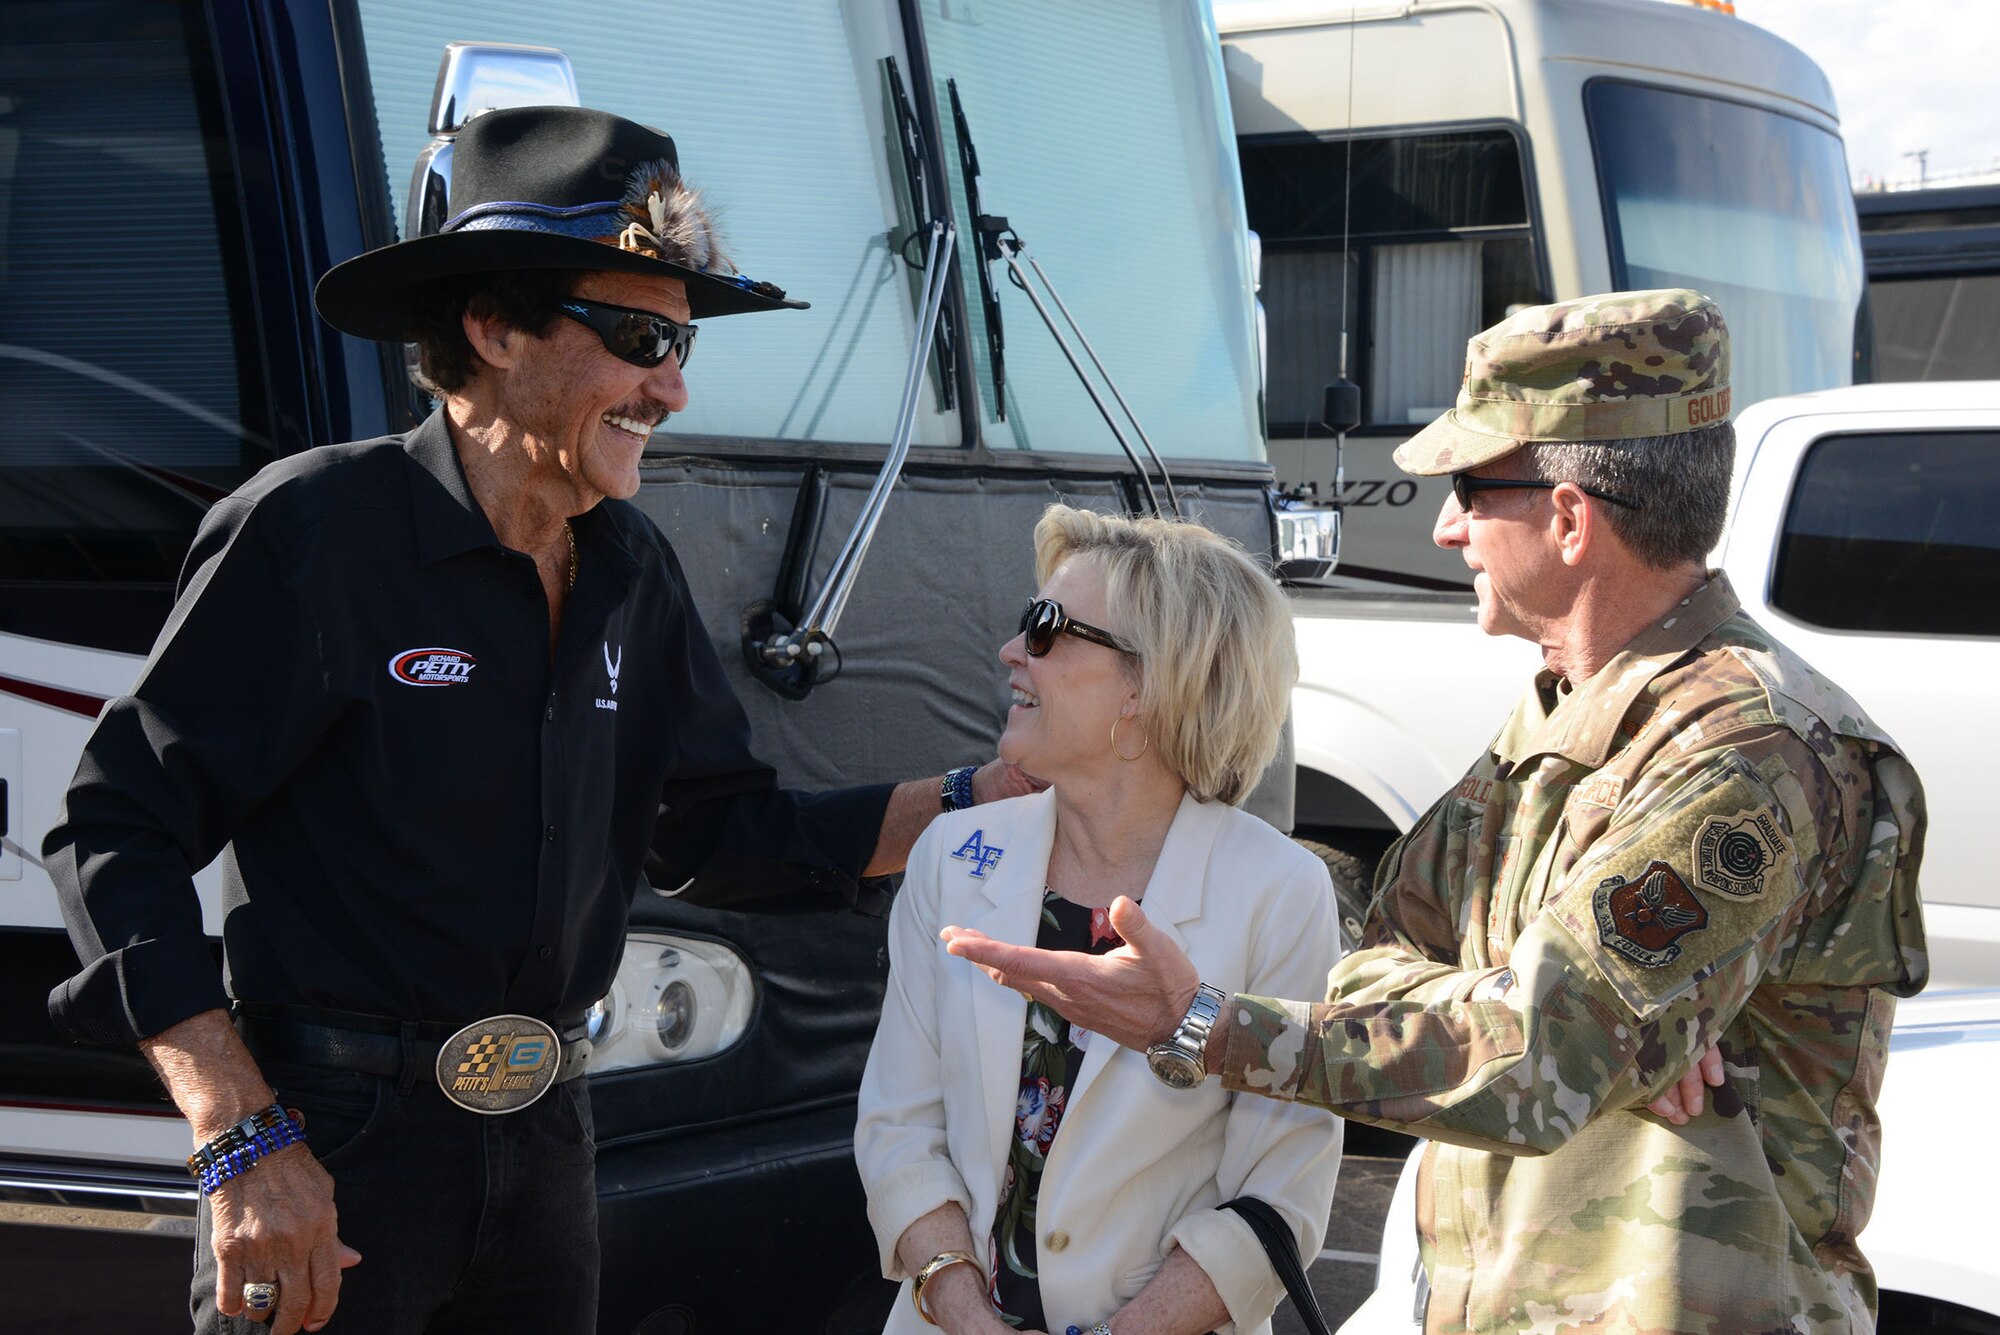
[403,409,503,566]
[399,409,642,584]
[1493,573,1741,769]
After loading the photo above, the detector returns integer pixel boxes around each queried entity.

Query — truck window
[1585,79,1865,411]
[1772,430,2000,637]
[0,1,270,653]
[1238,129,1545,436]
[920,0,1263,461]
[351,0,958,449]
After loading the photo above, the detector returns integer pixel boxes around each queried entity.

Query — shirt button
[546,700,555,722]
[545,824,557,842]
[538,945,553,960]
[1045,1229,1068,1253]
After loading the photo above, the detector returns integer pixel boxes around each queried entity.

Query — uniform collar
[1493,573,1740,769]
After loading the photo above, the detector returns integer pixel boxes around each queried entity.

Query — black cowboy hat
[314,105,806,341]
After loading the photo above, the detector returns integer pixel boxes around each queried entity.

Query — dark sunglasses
[558,298,698,369]
[1451,473,1641,513]
[1018,598,1135,657]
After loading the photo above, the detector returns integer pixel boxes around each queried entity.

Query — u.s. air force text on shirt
[1218,577,1927,1335]
[47,411,891,1044]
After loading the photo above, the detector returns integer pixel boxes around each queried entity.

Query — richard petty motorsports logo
[388,646,477,687]
[435,1015,560,1114]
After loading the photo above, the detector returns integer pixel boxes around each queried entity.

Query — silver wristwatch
[1146,982,1226,1090]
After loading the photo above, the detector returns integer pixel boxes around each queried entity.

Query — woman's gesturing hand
[942,896,1200,1053]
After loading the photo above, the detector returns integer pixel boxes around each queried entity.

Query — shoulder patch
[1593,861,1708,968]
[1692,811,1783,898]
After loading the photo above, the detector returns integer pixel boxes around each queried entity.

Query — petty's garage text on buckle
[436,1015,562,1114]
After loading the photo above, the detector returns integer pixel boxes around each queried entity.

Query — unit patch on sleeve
[1593,860,1709,968]
[1693,811,1783,898]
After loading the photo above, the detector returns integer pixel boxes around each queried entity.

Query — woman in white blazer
[856,506,1341,1335]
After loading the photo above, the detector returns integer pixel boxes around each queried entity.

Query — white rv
[1217,0,1869,590]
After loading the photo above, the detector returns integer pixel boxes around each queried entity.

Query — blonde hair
[1033,504,1296,806]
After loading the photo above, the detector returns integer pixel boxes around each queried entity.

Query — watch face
[1147,1046,1202,1090]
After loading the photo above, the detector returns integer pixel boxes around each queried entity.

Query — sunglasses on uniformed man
[1019,598,1136,657]
[1451,472,1640,513]
[559,298,698,368]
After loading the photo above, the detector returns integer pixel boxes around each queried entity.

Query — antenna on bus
[1319,7,1362,455]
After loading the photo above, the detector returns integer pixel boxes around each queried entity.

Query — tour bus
[0,3,1278,1329]
[1857,182,2000,382]
[1214,0,1871,590]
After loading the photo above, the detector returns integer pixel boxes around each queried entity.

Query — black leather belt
[238,1007,592,1089]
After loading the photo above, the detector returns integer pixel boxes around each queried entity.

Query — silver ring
[243,1281,279,1313]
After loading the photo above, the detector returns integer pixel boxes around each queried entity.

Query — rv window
[1772,430,2000,637]
[352,0,959,449]
[1238,130,1545,434]
[1586,80,1865,411]
[919,0,1263,462]
[0,1,270,654]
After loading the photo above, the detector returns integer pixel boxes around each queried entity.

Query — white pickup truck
[1289,380,2000,991]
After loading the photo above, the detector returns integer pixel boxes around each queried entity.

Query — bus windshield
[921,0,1264,461]
[1586,80,1865,410]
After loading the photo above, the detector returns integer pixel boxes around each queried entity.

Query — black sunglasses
[1451,473,1641,513]
[558,298,698,369]
[1018,598,1135,657]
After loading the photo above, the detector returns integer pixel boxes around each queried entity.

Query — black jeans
[192,1057,599,1334]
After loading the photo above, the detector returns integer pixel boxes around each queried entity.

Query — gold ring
[243,1281,279,1313]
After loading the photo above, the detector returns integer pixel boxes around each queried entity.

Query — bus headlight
[583,933,754,1073]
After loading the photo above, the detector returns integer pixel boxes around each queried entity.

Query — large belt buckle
[436,1015,562,1115]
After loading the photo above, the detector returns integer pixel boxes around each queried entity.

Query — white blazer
[856,791,1342,1335]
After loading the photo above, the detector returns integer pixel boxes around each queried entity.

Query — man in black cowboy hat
[44,106,1026,1335]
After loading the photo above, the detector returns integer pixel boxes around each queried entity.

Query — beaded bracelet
[941,765,978,812]
[186,1104,307,1196]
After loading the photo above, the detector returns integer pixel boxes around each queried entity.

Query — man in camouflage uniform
[944,289,1928,1333]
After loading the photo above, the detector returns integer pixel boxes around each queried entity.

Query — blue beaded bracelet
[187,1104,308,1196]
[942,765,978,812]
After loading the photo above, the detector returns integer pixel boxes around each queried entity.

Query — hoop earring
[1110,715,1149,762]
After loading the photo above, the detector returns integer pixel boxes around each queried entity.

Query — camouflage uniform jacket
[1220,576,1928,1334]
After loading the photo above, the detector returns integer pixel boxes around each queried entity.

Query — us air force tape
[437,1015,561,1114]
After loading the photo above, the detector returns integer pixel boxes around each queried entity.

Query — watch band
[1146,982,1226,1090]
[911,1249,979,1326]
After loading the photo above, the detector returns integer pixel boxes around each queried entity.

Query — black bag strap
[1219,1196,1334,1335]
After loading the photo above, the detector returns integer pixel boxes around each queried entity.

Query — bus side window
[0,2,269,654]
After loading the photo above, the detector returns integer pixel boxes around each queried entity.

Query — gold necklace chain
[565,521,578,589]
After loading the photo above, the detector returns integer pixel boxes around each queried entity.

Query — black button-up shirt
[46,412,891,1044]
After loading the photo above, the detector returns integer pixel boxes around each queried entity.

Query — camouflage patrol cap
[1393,289,1732,477]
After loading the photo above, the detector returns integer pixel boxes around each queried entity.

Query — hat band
[1453,382,1733,443]
[442,199,625,240]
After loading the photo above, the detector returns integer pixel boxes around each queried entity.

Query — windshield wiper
[945,80,1178,518]
[887,56,955,412]
[947,79,1007,423]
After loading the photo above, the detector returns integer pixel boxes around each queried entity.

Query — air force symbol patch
[1694,811,1782,898]
[950,829,1005,879]
[1594,860,1708,968]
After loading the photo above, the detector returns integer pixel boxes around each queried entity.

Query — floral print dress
[987,889,1127,1328]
